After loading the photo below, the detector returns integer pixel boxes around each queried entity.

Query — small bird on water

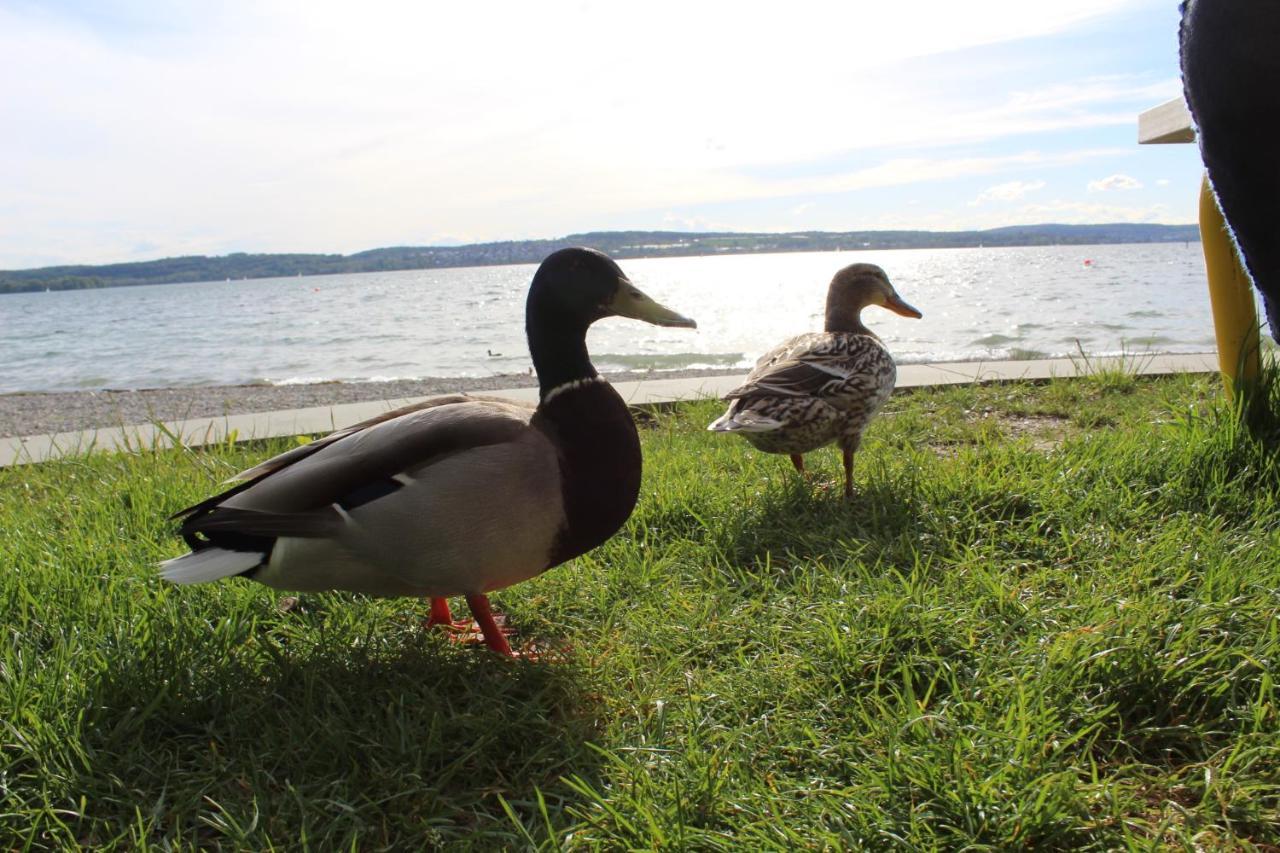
[708,263,921,498]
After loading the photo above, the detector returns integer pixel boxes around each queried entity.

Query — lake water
[0,243,1230,393]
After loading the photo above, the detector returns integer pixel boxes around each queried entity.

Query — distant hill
[0,223,1200,295]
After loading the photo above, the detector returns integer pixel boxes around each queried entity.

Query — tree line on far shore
[0,224,1201,295]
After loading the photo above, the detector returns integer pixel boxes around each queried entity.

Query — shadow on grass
[71,624,602,844]
[722,473,927,573]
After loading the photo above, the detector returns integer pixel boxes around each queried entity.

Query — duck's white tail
[707,409,782,433]
[159,548,261,584]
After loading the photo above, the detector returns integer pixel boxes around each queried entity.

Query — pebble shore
[0,369,743,438]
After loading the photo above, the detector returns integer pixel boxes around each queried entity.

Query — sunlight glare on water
[0,244,1226,392]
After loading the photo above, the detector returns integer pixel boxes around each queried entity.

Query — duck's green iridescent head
[529,247,696,331]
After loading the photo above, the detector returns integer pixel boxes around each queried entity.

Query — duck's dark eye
[630,289,646,300]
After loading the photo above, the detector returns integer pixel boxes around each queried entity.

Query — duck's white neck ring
[542,375,605,405]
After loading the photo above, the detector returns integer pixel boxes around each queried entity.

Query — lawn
[2,370,1278,849]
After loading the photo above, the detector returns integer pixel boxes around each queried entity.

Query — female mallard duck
[160,248,696,656]
[708,263,920,497]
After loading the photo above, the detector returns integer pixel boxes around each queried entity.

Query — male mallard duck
[160,248,696,656]
[707,263,920,497]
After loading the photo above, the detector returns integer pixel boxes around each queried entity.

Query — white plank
[1139,98,1195,144]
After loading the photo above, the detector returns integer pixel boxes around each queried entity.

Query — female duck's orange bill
[886,294,923,319]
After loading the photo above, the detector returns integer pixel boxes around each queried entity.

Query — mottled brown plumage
[708,263,921,497]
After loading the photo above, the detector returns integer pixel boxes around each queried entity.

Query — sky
[1,0,1202,269]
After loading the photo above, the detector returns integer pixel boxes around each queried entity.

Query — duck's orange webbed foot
[425,595,557,659]
[422,595,517,657]
[425,595,506,641]
[425,596,474,631]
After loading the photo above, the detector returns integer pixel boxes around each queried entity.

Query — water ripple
[0,244,1230,392]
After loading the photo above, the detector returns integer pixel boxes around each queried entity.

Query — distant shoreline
[0,368,746,438]
[1,226,1201,295]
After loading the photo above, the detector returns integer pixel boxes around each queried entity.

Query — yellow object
[1198,173,1261,396]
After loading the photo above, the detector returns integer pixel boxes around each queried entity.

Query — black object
[1180,0,1280,339]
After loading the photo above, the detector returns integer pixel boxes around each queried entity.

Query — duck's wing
[172,398,538,540]
[229,393,533,483]
[726,334,876,401]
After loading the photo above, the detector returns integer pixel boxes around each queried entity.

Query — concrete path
[0,353,1219,468]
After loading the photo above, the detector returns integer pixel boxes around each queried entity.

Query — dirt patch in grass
[928,411,1073,456]
[1000,412,1073,452]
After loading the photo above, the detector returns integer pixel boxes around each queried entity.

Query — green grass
[3,371,1279,849]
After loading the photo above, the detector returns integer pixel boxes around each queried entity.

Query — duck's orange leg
[842,447,854,498]
[427,597,455,627]
[466,593,514,657]
[426,595,488,633]
[790,453,805,473]
[426,595,523,657]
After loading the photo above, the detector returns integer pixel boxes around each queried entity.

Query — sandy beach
[0,369,744,439]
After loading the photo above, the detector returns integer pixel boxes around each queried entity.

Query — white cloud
[1156,178,1171,186]
[859,199,1184,232]
[970,180,1048,205]
[1088,174,1144,192]
[1013,199,1166,221]
[660,213,749,233]
[750,150,1122,200]
[0,0,1180,265]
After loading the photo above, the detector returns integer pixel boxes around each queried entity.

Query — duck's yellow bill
[610,280,697,328]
